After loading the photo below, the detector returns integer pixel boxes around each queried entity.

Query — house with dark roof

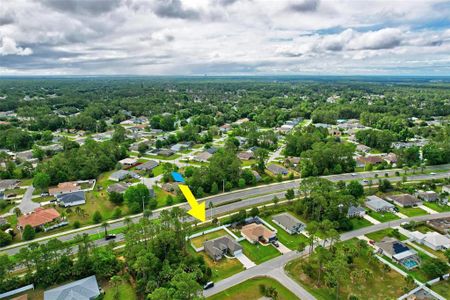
[356,155,384,166]
[272,213,305,234]
[135,160,159,171]
[386,194,422,208]
[237,151,254,161]
[266,164,288,176]
[57,191,86,207]
[44,275,100,300]
[203,236,243,261]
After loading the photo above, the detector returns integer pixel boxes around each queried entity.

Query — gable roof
[44,275,100,300]
[387,194,421,206]
[49,181,81,196]
[267,164,288,175]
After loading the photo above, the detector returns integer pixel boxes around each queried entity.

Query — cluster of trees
[35,139,127,185]
[185,143,256,196]
[0,128,34,151]
[294,178,362,230]
[300,141,355,177]
[300,239,415,298]
[355,129,396,152]
[123,184,157,214]
[150,114,176,131]
[284,126,328,157]
[423,142,450,165]
[231,122,278,150]
[0,234,120,293]
[125,208,210,299]
[360,112,413,139]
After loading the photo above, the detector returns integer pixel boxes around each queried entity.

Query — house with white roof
[410,231,450,251]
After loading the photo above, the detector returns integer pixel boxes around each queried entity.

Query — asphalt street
[2,167,448,256]
[203,211,450,299]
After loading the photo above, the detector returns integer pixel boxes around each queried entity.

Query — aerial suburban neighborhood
[0,1,450,300]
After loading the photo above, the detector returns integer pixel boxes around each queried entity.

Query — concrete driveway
[235,252,256,269]
[18,186,39,214]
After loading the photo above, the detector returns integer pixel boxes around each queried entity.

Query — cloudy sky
[1,0,450,75]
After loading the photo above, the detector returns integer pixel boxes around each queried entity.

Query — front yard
[365,228,408,242]
[423,202,450,212]
[241,240,280,265]
[431,280,450,299]
[196,251,244,282]
[207,276,300,300]
[262,216,309,250]
[367,210,400,222]
[398,206,428,217]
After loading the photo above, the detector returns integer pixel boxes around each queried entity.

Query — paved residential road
[2,167,449,256]
[203,212,450,299]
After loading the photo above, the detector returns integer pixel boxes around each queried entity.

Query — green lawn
[285,239,413,300]
[423,202,450,212]
[104,282,137,300]
[367,210,400,222]
[262,216,309,250]
[241,240,280,264]
[207,276,300,300]
[398,206,428,217]
[151,164,164,176]
[431,280,450,299]
[348,217,373,231]
[365,228,408,242]
[197,251,244,282]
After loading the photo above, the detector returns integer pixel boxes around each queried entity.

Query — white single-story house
[410,231,450,251]
[365,195,395,212]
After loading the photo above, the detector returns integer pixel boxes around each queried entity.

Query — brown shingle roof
[241,223,275,242]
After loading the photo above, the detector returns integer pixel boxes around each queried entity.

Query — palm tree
[102,222,109,238]
[412,165,418,174]
[124,217,132,229]
[208,201,214,220]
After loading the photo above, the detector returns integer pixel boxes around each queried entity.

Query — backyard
[195,250,244,282]
[190,229,232,249]
[431,280,450,299]
[207,276,300,300]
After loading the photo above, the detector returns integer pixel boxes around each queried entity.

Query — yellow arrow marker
[179,184,206,222]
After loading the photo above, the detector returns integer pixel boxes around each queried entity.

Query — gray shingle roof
[135,160,159,171]
[272,213,304,233]
[57,191,85,205]
[44,275,100,300]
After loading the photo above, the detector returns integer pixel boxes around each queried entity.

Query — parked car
[272,240,279,247]
[368,240,375,245]
[105,234,116,241]
[203,282,214,290]
[40,192,49,197]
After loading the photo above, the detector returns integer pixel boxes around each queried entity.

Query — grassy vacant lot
[197,251,244,282]
[104,282,137,300]
[398,206,428,217]
[190,229,231,248]
[431,280,450,299]
[262,216,309,250]
[285,239,412,300]
[365,228,408,242]
[348,217,373,230]
[367,210,400,222]
[241,240,280,264]
[207,276,300,300]
[423,201,450,212]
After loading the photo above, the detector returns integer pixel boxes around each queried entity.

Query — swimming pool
[403,259,419,269]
